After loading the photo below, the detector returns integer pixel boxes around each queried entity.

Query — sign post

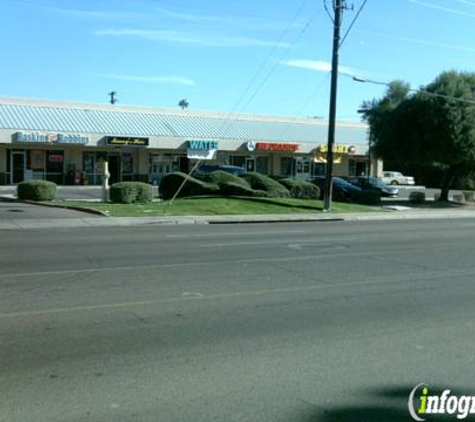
[102,161,110,202]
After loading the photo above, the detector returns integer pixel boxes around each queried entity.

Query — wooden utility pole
[323,0,344,211]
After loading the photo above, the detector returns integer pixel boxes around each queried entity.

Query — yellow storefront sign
[314,144,353,163]
[319,144,350,154]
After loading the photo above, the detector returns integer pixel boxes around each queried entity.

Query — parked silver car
[382,171,415,185]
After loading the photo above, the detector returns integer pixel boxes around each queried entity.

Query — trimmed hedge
[409,191,426,204]
[239,172,290,198]
[160,172,219,200]
[17,180,57,201]
[220,181,268,197]
[463,191,474,202]
[110,182,153,204]
[278,178,320,199]
[206,170,250,188]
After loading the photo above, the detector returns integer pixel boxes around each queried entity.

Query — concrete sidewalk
[1,207,475,230]
[2,186,475,230]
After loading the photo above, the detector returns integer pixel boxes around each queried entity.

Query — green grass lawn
[57,196,381,217]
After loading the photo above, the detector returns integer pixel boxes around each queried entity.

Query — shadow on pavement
[297,384,475,422]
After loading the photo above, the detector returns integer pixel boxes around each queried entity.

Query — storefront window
[82,151,110,185]
[349,159,356,176]
[83,152,95,185]
[312,163,325,176]
[30,150,45,170]
[46,151,64,184]
[280,157,293,176]
[122,153,133,174]
[230,156,245,168]
[256,157,269,174]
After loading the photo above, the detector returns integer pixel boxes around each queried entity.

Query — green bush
[160,172,219,200]
[207,170,250,188]
[220,181,268,197]
[463,191,474,202]
[110,182,153,204]
[239,172,290,198]
[17,180,57,201]
[278,178,320,199]
[354,190,381,205]
[409,191,426,204]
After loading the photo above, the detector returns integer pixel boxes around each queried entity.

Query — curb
[22,200,108,216]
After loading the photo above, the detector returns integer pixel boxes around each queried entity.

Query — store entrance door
[295,157,311,181]
[245,158,256,172]
[11,151,26,184]
[150,162,172,185]
[109,155,121,184]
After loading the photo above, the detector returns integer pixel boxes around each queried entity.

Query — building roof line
[0,95,367,128]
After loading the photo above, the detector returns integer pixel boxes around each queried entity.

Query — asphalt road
[1,220,475,421]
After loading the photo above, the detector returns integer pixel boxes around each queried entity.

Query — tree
[178,98,189,110]
[361,71,475,201]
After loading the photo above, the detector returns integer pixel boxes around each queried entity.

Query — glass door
[11,151,26,184]
[108,154,121,184]
[245,158,256,172]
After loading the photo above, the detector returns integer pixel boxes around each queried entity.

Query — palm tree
[178,98,189,110]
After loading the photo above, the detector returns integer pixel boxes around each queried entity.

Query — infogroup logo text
[408,383,475,420]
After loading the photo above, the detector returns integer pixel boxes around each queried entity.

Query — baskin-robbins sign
[13,132,90,145]
[187,140,219,160]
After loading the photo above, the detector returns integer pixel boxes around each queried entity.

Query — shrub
[110,182,153,204]
[409,191,425,204]
[220,181,268,197]
[239,172,290,198]
[354,190,381,205]
[278,178,320,199]
[463,191,474,202]
[207,170,250,188]
[160,172,219,200]
[17,180,57,201]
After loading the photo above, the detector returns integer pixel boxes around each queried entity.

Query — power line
[234,12,318,115]
[352,76,475,105]
[340,0,368,47]
[223,0,310,117]
[272,72,332,142]
[323,0,334,22]
[216,0,315,138]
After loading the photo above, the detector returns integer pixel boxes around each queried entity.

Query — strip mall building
[0,97,380,185]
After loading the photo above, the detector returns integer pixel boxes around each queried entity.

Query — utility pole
[323,0,345,211]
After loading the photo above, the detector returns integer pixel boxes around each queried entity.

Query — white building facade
[0,96,379,185]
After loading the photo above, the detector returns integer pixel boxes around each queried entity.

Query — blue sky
[1,0,475,120]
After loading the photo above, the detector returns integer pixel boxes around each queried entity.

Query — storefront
[0,96,375,185]
[4,131,89,185]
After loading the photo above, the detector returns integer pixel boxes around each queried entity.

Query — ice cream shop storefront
[2,131,147,186]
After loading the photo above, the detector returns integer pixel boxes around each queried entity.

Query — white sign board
[187,149,217,160]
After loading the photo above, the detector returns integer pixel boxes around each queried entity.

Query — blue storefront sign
[187,140,219,150]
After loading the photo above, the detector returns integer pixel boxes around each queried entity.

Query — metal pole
[102,161,110,202]
[323,0,343,211]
